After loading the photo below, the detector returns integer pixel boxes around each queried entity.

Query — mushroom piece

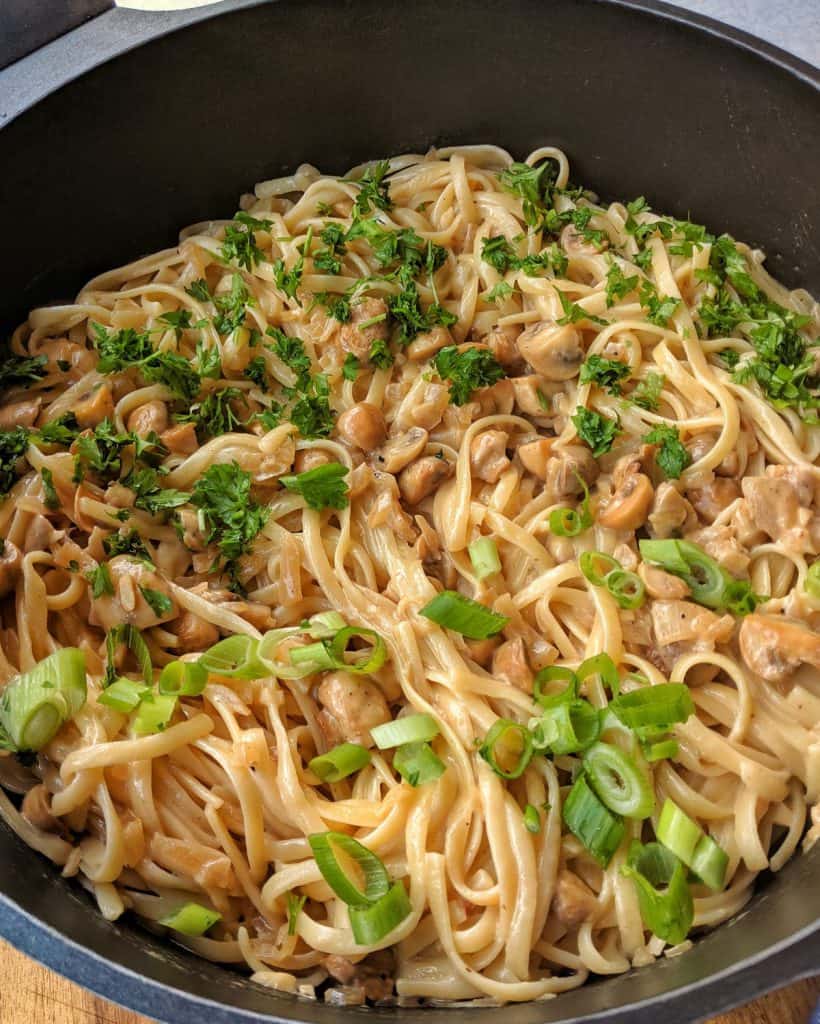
[510,375,551,417]
[373,428,429,475]
[545,444,600,498]
[517,322,584,380]
[648,482,698,539]
[598,456,654,532]
[517,438,554,480]
[127,400,168,437]
[0,397,42,429]
[738,614,820,683]
[687,478,741,524]
[492,637,533,692]
[39,337,96,376]
[171,610,220,653]
[336,402,387,451]
[470,430,510,483]
[316,671,391,748]
[161,422,199,454]
[398,456,454,505]
[637,562,691,600]
[88,555,178,631]
[406,326,452,362]
[74,383,115,429]
[482,325,523,368]
[553,868,599,927]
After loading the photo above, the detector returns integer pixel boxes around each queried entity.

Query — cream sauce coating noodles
[0,145,818,1006]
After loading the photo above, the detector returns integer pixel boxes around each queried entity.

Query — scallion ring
[199,635,269,679]
[308,831,390,907]
[348,880,411,944]
[328,626,387,675]
[0,648,87,752]
[158,902,221,936]
[468,536,502,580]
[621,840,693,945]
[371,713,439,749]
[309,743,371,782]
[533,665,578,707]
[158,660,208,697]
[97,677,148,713]
[605,569,646,609]
[584,741,655,819]
[579,550,620,588]
[562,773,625,867]
[419,590,509,640]
[132,692,178,736]
[478,718,533,779]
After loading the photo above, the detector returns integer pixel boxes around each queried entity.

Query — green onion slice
[580,550,621,587]
[584,741,655,819]
[289,641,336,671]
[621,840,694,945]
[158,902,221,936]
[523,803,541,833]
[158,660,208,697]
[306,611,347,638]
[328,626,387,675]
[657,798,728,890]
[0,648,87,752]
[562,774,625,867]
[641,737,679,762]
[308,831,390,907]
[468,536,502,579]
[105,624,152,688]
[419,590,509,640]
[348,880,411,945]
[639,538,758,615]
[199,635,268,679]
[550,475,593,537]
[393,741,445,786]
[531,699,601,756]
[576,652,620,696]
[97,677,148,713]
[605,569,646,609]
[533,665,578,707]
[309,742,371,782]
[478,718,534,779]
[132,692,177,736]
[371,713,439,749]
[806,561,820,600]
[609,683,694,731]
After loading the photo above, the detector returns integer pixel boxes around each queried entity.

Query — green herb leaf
[342,354,360,381]
[86,563,114,598]
[645,424,691,479]
[434,345,506,405]
[629,372,666,411]
[351,160,393,216]
[280,462,349,511]
[556,291,607,326]
[178,388,244,441]
[220,212,272,271]
[605,263,639,307]
[139,586,173,617]
[572,407,620,457]
[639,281,680,328]
[0,353,48,390]
[579,355,630,395]
[40,467,59,509]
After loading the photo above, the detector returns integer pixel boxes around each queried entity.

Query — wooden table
[0,941,816,1024]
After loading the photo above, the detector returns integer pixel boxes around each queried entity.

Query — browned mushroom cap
[336,402,387,451]
[398,456,454,504]
[517,322,584,380]
[739,614,820,683]
[373,428,429,474]
[74,383,115,429]
[598,472,654,531]
[127,400,168,437]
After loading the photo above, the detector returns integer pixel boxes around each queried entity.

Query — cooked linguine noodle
[0,145,818,1006]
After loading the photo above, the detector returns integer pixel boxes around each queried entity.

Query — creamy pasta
[0,145,818,1006]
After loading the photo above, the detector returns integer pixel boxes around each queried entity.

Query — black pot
[0,2,817,1022]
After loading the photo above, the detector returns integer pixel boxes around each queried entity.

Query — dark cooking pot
[0,2,817,1021]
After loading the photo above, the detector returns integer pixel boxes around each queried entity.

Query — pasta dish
[0,145,817,1006]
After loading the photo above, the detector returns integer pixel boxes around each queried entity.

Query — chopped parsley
[347,219,444,276]
[629,372,666,411]
[481,237,567,278]
[314,290,352,322]
[177,388,245,441]
[351,160,393,217]
[485,281,515,304]
[280,462,349,511]
[433,346,506,406]
[290,374,335,438]
[73,419,162,483]
[40,467,59,510]
[86,563,114,598]
[35,413,80,447]
[104,529,152,560]
[389,267,456,343]
[639,281,680,327]
[645,424,691,479]
[220,212,272,271]
[481,236,518,273]
[139,586,173,617]
[571,407,621,457]
[0,353,47,390]
[368,338,394,370]
[579,355,630,395]
[313,223,347,275]
[605,263,639,307]
[244,356,269,389]
[719,348,740,370]
[122,466,190,516]
[157,309,193,340]
[213,274,254,335]
[267,328,312,388]
[195,340,223,379]
[342,354,360,381]
[190,462,269,587]
[498,159,558,226]
[92,324,200,401]
[556,291,607,327]
[272,252,304,302]
[185,279,212,303]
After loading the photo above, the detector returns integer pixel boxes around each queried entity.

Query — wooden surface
[0,940,816,1024]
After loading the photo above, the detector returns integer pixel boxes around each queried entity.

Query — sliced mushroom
[517,438,554,480]
[170,610,220,653]
[161,421,198,454]
[373,428,428,474]
[482,325,523,368]
[492,637,533,692]
[0,397,42,430]
[293,449,330,474]
[406,326,452,362]
[40,337,96,376]
[74,383,114,429]
[648,482,698,539]
[687,478,741,524]
[470,430,510,484]
[638,562,691,600]
[517,322,584,380]
[398,455,454,505]
[510,375,551,417]
[127,400,168,437]
[598,457,654,532]
[336,402,387,451]
[560,222,608,257]
[739,614,820,683]
[544,444,600,497]
[88,555,178,632]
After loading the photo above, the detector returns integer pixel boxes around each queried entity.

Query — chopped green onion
[307,611,347,638]
[97,677,148,713]
[286,892,306,935]
[0,648,87,752]
[531,699,600,755]
[105,624,152,688]
[348,880,411,944]
[419,590,509,639]
[308,831,390,907]
[523,803,541,833]
[609,683,694,731]
[605,569,646,609]
[290,641,336,670]
[584,742,655,819]
[371,713,439,749]
[641,737,679,762]
[158,902,221,936]
[576,653,620,696]
[479,718,533,779]
[393,741,445,786]
[158,660,208,697]
[657,798,728,890]
[806,561,820,600]
[533,665,578,707]
[199,634,268,679]
[639,538,758,615]
[328,626,387,675]
[579,550,621,587]
[549,475,593,537]
[132,692,177,735]
[562,774,625,867]
[621,840,693,945]
[309,742,371,782]
[468,536,502,579]
[257,626,319,679]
